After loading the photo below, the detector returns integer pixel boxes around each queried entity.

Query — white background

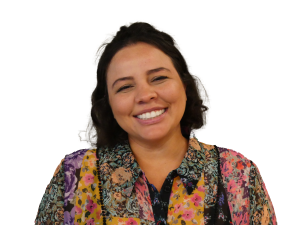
[1,1,299,224]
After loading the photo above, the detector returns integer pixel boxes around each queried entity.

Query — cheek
[160,82,186,103]
[110,97,132,117]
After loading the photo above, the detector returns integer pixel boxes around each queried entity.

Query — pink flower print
[125,218,138,225]
[241,173,248,182]
[83,173,94,186]
[191,193,202,206]
[75,205,82,214]
[182,209,195,221]
[197,185,205,192]
[227,179,237,194]
[174,203,184,213]
[230,150,238,157]
[86,218,95,225]
[86,199,97,213]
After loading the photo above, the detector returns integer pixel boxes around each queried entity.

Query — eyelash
[116,76,168,93]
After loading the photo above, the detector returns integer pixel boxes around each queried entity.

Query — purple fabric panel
[64,207,75,225]
[64,149,88,225]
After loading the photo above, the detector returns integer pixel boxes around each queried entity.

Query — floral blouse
[35,136,277,225]
[146,167,232,225]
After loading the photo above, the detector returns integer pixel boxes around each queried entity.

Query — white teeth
[150,111,156,117]
[137,109,166,120]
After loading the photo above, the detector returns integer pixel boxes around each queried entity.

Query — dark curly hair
[82,22,209,148]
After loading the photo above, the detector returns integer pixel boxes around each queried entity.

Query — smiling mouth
[133,107,168,118]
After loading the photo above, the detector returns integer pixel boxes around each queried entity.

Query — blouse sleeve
[249,160,277,225]
[35,159,65,225]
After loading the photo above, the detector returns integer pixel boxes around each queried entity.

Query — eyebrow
[111,67,170,88]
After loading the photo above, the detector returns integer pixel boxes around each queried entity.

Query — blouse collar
[97,135,210,197]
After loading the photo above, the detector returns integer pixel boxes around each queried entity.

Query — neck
[128,129,189,173]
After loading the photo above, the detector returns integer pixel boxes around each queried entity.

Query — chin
[138,129,170,141]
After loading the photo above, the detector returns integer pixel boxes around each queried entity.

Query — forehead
[106,42,174,80]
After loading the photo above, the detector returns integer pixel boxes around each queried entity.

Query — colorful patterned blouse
[35,136,277,225]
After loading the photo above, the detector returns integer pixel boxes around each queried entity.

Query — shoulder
[217,146,252,167]
[65,148,93,159]
[192,137,252,166]
[64,148,96,166]
[62,148,99,175]
[215,145,253,186]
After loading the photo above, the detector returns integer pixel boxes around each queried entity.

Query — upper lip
[134,107,167,117]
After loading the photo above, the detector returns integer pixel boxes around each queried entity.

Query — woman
[35,22,277,225]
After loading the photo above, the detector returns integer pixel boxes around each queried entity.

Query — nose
[135,83,157,103]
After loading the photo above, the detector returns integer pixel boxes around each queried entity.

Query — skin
[106,42,189,191]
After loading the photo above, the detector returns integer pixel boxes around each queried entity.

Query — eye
[117,85,133,93]
[116,76,168,93]
[152,76,168,82]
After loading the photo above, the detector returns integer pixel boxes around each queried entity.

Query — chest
[66,147,253,225]
[74,153,226,225]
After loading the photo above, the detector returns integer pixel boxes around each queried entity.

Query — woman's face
[106,42,187,143]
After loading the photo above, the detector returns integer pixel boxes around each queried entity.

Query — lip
[133,107,168,117]
[134,108,168,125]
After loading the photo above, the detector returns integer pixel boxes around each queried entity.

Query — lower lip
[134,108,168,125]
